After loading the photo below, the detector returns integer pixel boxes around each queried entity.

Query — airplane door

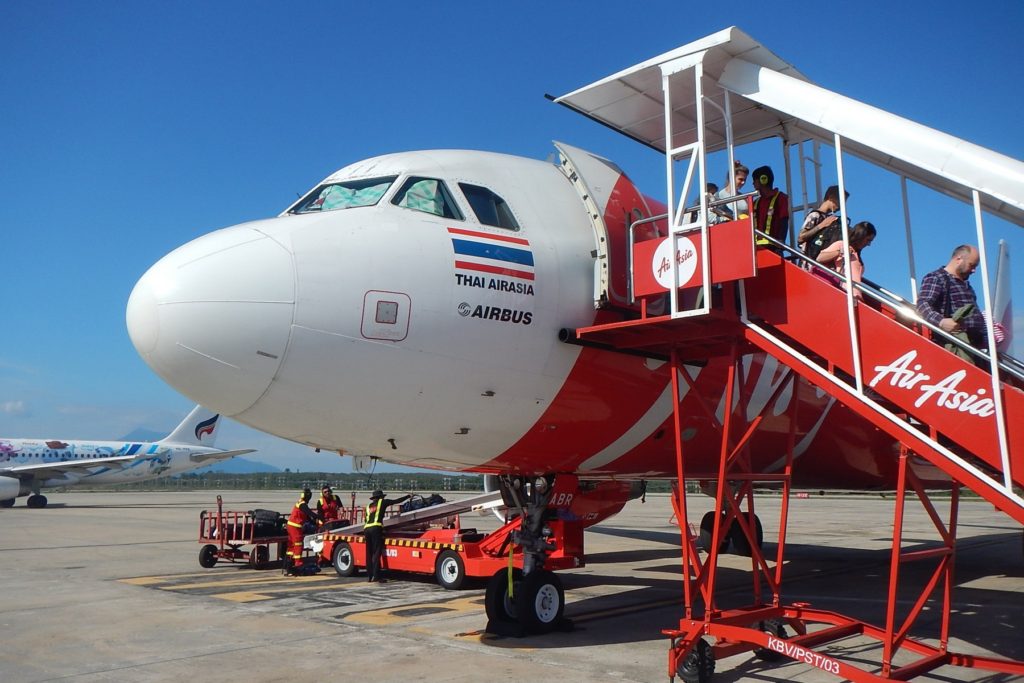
[361,290,411,342]
[554,141,659,311]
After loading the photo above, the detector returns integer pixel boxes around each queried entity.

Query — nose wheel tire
[435,550,466,590]
[516,569,565,634]
[485,568,522,624]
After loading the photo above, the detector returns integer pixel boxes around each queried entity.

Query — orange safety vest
[287,498,313,528]
[319,494,340,522]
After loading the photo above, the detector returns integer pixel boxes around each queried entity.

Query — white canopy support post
[782,138,795,246]
[797,140,810,218]
[694,61,710,316]
[972,191,1013,490]
[835,134,864,394]
[901,176,919,304]
[662,67,678,317]
[662,58,711,319]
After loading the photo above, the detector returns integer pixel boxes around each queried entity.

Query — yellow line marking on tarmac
[213,591,276,602]
[211,579,365,602]
[120,570,247,585]
[347,595,482,626]
[120,576,172,586]
[164,574,337,591]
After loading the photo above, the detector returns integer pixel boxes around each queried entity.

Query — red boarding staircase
[573,224,1024,681]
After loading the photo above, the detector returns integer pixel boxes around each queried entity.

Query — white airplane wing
[0,455,139,477]
[188,448,255,464]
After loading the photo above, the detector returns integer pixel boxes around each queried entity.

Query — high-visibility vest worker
[318,487,341,523]
[751,165,790,246]
[284,488,320,575]
[362,489,410,582]
[364,497,386,528]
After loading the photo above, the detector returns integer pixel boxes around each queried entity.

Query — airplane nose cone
[127,225,294,415]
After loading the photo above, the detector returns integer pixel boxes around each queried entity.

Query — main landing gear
[697,509,764,556]
[485,474,571,636]
[26,494,48,509]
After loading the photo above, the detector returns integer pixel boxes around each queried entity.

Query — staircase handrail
[754,230,1024,385]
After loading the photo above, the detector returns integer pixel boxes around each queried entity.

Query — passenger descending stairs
[741,248,1024,526]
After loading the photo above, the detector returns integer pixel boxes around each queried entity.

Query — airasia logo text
[868,350,995,417]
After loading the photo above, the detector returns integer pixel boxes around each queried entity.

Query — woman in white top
[714,160,749,221]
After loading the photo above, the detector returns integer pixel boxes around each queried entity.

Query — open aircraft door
[554,141,663,311]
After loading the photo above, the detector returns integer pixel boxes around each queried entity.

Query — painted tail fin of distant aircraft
[993,239,1013,355]
[158,405,221,447]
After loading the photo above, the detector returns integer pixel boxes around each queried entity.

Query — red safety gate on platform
[632,219,757,297]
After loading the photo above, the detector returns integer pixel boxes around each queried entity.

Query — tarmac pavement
[0,490,1021,682]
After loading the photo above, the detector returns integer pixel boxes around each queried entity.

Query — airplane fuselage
[126,147,935,489]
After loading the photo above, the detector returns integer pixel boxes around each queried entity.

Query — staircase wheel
[677,637,715,683]
[753,619,787,661]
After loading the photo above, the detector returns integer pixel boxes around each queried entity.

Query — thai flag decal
[195,414,219,440]
[448,227,534,281]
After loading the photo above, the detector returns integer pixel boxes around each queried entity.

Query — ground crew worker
[751,165,790,248]
[317,486,343,528]
[363,489,410,583]
[285,488,322,575]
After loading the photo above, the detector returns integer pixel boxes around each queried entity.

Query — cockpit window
[290,176,397,214]
[391,177,463,220]
[459,183,520,230]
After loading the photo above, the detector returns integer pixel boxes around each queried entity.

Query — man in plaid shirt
[917,245,986,348]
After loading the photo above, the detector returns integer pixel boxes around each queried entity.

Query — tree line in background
[73,471,693,494]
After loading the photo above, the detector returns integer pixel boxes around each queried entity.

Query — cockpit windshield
[290,176,398,214]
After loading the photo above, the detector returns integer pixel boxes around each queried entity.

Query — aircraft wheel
[0,498,15,508]
[332,541,357,577]
[26,494,47,509]
[249,545,270,569]
[698,511,730,554]
[485,568,522,623]
[516,570,564,634]
[435,550,466,590]
[677,637,715,683]
[754,619,787,661]
[729,514,764,557]
[199,544,218,568]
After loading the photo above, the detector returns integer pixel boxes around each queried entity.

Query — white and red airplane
[124,144,889,488]
[0,405,253,508]
[125,29,1023,634]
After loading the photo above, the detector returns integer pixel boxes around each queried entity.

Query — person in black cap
[363,489,410,582]
[751,165,790,248]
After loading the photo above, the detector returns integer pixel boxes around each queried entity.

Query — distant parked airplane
[0,405,254,508]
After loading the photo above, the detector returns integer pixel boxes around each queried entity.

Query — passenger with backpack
[799,185,850,264]
[815,221,877,299]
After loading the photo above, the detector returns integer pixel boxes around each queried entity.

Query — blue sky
[2,1,1022,472]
